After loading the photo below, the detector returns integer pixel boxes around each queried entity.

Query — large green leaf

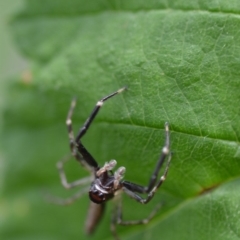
[1,1,240,240]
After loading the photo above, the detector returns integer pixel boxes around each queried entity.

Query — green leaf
[1,1,240,240]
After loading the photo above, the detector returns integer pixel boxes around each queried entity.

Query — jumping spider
[50,87,172,240]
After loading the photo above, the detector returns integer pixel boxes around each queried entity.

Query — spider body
[51,87,172,240]
[89,177,114,203]
[89,172,116,203]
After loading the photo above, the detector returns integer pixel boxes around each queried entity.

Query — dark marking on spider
[48,87,172,240]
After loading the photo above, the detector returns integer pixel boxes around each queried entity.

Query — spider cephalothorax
[51,87,172,240]
[89,160,125,204]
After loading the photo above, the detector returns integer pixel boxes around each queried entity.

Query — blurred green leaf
[1,1,240,240]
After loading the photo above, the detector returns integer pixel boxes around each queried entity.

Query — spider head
[89,182,113,204]
[89,160,125,204]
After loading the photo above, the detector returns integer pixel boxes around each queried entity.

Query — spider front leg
[66,87,127,170]
[122,122,172,204]
[75,87,127,142]
[123,153,171,204]
[145,122,170,192]
[65,98,95,170]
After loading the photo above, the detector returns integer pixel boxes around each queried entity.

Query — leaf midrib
[95,121,240,144]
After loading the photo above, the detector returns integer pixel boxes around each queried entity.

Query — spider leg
[66,99,97,169]
[57,155,93,189]
[46,186,89,205]
[66,87,127,170]
[110,195,162,240]
[122,153,172,204]
[121,122,171,204]
[145,122,170,192]
[75,87,127,142]
[122,122,170,192]
[111,195,122,240]
[117,202,162,225]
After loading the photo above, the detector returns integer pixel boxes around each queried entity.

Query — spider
[50,87,172,240]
